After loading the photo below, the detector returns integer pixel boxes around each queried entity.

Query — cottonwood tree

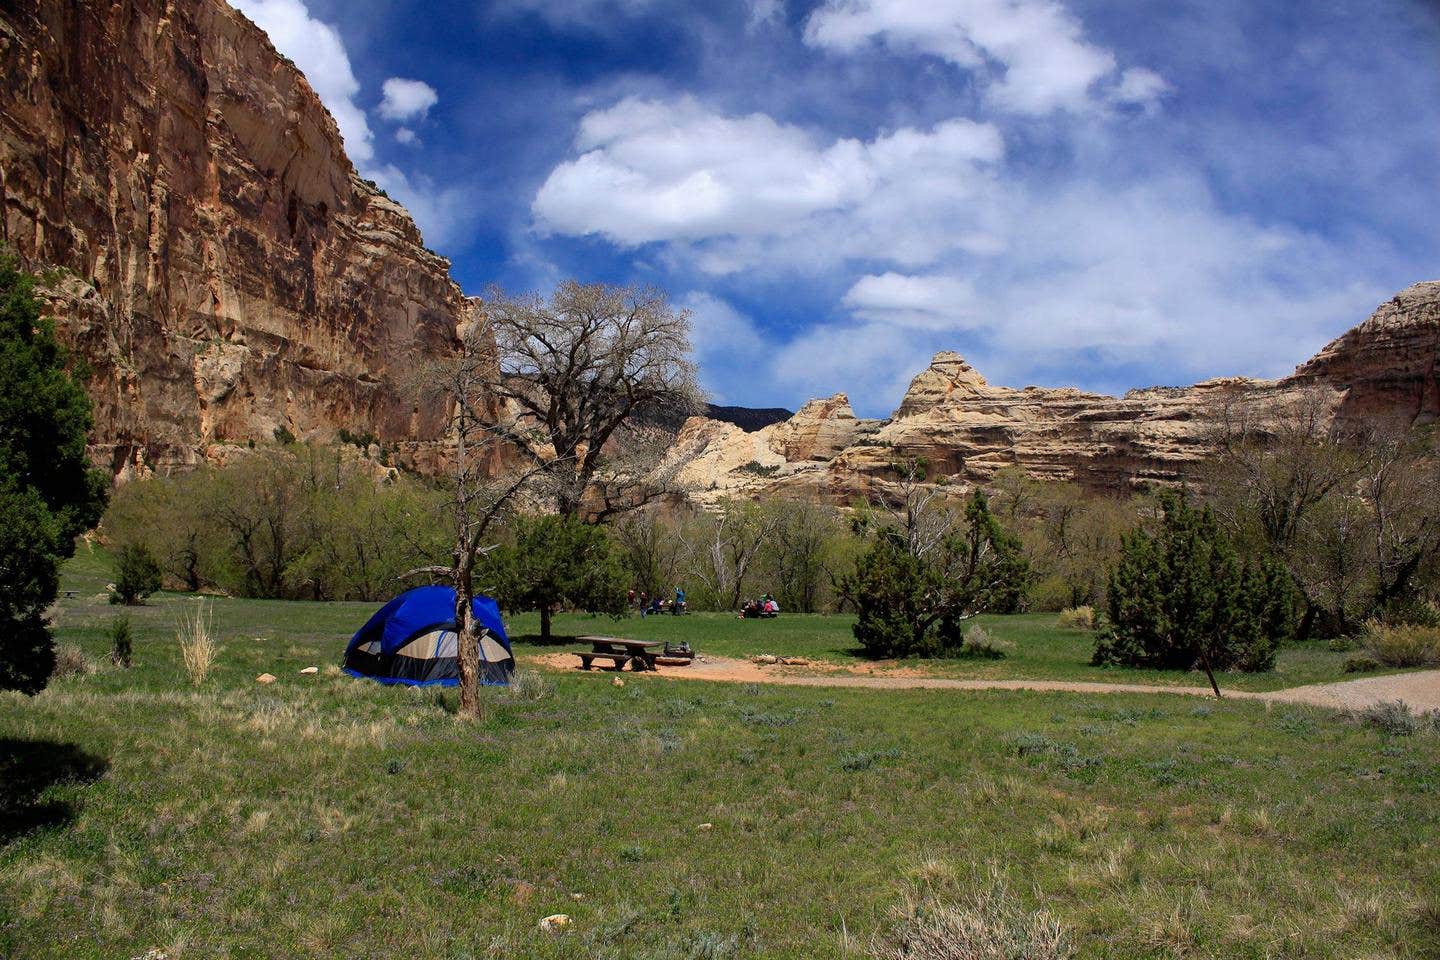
[398,280,702,715]
[402,323,557,718]
[685,500,782,611]
[479,281,705,520]
[1208,392,1358,636]
[766,498,845,613]
[989,469,1137,610]
[1348,429,1440,617]
[1209,396,1440,635]
[615,508,689,599]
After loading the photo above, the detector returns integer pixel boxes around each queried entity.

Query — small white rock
[696,822,714,832]
[255,673,277,684]
[538,914,571,934]
[298,666,319,675]
[611,677,625,687]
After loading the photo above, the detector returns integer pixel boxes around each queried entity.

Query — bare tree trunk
[1198,645,1222,699]
[540,604,552,642]
[454,558,482,718]
[1295,600,1317,644]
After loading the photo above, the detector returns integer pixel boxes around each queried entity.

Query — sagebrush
[1361,621,1440,667]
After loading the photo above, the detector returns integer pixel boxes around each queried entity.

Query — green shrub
[1361,620,1440,667]
[1027,576,1077,614]
[1056,606,1095,630]
[1092,492,1293,680]
[1342,654,1381,674]
[107,615,133,668]
[110,542,162,605]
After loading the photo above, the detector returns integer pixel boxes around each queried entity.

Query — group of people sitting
[739,594,780,619]
[631,587,687,617]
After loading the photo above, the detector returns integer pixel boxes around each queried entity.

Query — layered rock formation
[0,0,467,477]
[673,282,1440,503]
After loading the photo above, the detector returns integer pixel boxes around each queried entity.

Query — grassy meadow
[2,548,1438,958]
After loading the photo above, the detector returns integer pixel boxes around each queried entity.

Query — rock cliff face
[673,282,1440,503]
[0,0,466,477]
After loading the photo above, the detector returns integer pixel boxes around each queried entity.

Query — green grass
[2,555,1438,957]
[510,610,1381,693]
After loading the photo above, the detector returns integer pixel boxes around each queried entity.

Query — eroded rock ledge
[671,282,1440,503]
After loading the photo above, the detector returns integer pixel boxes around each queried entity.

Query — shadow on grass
[510,632,588,648]
[0,739,108,844]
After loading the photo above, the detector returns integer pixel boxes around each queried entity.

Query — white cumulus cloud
[803,0,1165,115]
[379,78,440,122]
[533,96,1002,256]
[842,273,981,330]
[533,91,1386,415]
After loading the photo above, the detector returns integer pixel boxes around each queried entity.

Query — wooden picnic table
[574,636,662,672]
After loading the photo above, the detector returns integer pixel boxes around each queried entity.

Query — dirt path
[530,653,1440,712]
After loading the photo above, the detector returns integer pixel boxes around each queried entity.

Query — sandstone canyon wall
[2,0,1435,500]
[672,282,1440,503]
[0,0,467,477]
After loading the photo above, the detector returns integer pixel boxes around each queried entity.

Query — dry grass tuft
[177,602,220,686]
[50,643,92,680]
[960,627,1014,660]
[1056,607,1096,631]
[875,873,1074,960]
[910,857,959,891]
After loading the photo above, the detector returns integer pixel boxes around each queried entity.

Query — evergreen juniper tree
[0,252,107,693]
[1092,490,1294,695]
[847,487,1030,658]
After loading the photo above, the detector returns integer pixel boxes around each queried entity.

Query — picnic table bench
[574,636,662,672]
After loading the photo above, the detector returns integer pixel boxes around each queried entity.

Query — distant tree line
[100,406,1440,641]
[104,444,450,602]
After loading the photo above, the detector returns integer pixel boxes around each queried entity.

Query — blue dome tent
[343,586,513,686]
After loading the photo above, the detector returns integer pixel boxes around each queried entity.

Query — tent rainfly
[343,586,513,686]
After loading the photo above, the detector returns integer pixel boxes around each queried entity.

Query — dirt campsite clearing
[533,651,1440,712]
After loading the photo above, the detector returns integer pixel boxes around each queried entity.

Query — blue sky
[233,0,1440,416]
